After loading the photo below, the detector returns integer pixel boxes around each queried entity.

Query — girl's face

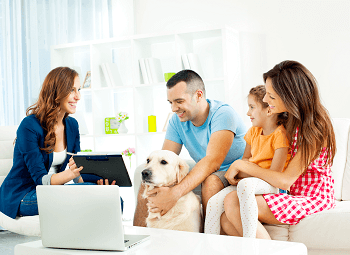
[247,95,269,128]
[59,76,81,115]
[263,78,288,114]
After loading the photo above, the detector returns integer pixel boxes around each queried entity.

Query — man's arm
[147,130,234,215]
[162,139,183,155]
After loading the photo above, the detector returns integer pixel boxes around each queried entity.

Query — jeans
[18,183,124,216]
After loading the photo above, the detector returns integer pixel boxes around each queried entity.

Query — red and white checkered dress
[263,129,336,225]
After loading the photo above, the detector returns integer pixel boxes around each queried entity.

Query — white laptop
[37,185,150,251]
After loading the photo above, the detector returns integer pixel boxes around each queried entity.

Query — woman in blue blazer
[0,67,85,219]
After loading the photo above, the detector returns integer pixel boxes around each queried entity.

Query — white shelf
[51,26,243,167]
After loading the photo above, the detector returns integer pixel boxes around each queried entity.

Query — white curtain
[0,0,133,126]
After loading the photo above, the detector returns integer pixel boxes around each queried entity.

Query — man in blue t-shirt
[134,70,246,227]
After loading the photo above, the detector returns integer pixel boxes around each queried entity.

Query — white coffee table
[15,226,307,255]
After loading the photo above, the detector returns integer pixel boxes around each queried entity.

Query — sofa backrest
[0,126,18,186]
[332,118,350,201]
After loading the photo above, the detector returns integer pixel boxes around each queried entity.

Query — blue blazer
[0,115,80,219]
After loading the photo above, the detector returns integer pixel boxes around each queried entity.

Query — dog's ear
[176,158,189,183]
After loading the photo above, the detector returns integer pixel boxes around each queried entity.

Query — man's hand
[146,186,181,216]
[225,160,241,186]
[97,179,116,185]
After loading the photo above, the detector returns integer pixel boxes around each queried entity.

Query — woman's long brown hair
[263,60,336,173]
[26,67,78,153]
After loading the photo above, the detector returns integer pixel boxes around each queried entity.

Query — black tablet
[73,154,132,187]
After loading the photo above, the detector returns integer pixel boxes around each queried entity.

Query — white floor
[0,229,41,255]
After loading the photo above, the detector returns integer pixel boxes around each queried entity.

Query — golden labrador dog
[141,150,202,232]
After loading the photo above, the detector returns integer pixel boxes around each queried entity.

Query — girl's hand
[67,157,84,179]
[225,160,241,186]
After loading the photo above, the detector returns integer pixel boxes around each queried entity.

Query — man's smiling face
[167,81,200,123]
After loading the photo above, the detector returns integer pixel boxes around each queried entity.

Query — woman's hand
[225,160,241,186]
[51,157,83,185]
[67,157,84,179]
[97,179,116,185]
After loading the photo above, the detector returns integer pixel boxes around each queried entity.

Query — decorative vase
[118,121,128,134]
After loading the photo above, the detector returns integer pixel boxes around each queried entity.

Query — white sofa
[0,125,41,236]
[134,118,350,255]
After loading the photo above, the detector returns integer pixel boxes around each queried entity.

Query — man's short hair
[166,70,205,97]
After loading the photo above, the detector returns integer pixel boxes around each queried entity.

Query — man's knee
[133,184,148,227]
[202,174,224,189]
[137,184,145,200]
[202,174,224,199]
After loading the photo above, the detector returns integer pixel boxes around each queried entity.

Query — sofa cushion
[0,158,12,186]
[0,126,17,141]
[0,126,17,187]
[0,140,14,159]
[264,224,289,241]
[341,121,350,201]
[288,201,350,250]
[0,211,40,236]
[332,118,350,201]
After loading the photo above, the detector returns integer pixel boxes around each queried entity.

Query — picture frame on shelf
[105,117,121,134]
[162,113,174,132]
[82,71,91,89]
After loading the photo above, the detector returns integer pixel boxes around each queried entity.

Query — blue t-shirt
[165,99,247,171]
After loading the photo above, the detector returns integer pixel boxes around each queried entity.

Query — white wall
[134,0,350,119]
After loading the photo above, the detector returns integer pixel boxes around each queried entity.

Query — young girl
[221,60,336,240]
[224,85,291,238]
[204,85,291,236]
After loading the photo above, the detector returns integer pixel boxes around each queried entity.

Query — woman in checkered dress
[221,60,336,239]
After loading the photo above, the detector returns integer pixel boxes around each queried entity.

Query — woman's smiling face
[263,78,288,114]
[59,76,81,115]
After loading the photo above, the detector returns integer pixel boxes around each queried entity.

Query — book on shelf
[139,58,150,84]
[139,57,164,84]
[147,58,164,83]
[187,53,204,78]
[181,54,191,69]
[100,63,113,87]
[105,63,123,87]
[145,58,153,83]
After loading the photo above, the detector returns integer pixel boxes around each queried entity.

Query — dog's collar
[152,181,177,189]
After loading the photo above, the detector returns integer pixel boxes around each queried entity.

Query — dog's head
[141,150,189,187]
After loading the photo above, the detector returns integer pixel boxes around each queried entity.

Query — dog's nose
[142,169,152,180]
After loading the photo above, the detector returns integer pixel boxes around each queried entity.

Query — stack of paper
[181,53,204,78]
[139,57,164,84]
[100,63,123,87]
